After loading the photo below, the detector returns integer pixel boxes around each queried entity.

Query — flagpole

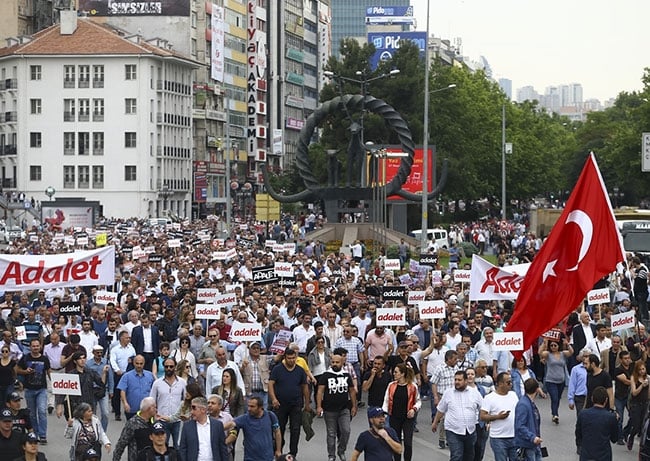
[501,104,506,220]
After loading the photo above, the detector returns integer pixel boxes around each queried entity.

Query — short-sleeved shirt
[362,369,393,408]
[481,391,518,438]
[586,370,612,408]
[319,369,353,412]
[234,410,279,461]
[270,363,306,406]
[18,353,50,389]
[614,366,632,400]
[353,427,400,461]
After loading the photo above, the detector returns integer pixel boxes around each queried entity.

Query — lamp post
[609,186,624,209]
[323,68,400,188]
[44,186,55,201]
[420,78,457,253]
[159,184,172,215]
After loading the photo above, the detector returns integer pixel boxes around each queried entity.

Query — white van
[409,228,448,249]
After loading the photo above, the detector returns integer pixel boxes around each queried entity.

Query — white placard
[611,311,636,332]
[94,290,117,305]
[229,321,262,341]
[274,262,294,278]
[418,300,446,319]
[283,243,296,255]
[194,304,223,319]
[197,288,221,303]
[212,293,237,309]
[29,235,38,242]
[453,270,471,283]
[384,259,401,272]
[375,307,406,326]
[144,246,156,254]
[213,248,237,260]
[408,290,426,305]
[272,243,285,253]
[15,325,26,341]
[225,284,243,293]
[167,239,181,248]
[587,288,610,305]
[50,372,82,396]
[492,332,524,351]
[132,246,147,259]
[265,240,277,247]
[76,237,89,246]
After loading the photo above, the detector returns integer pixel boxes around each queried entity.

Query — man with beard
[362,356,392,408]
[317,354,357,461]
[150,357,186,449]
[350,407,401,461]
[364,325,394,363]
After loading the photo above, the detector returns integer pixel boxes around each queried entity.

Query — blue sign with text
[368,32,426,69]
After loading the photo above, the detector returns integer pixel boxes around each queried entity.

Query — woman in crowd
[174,359,196,386]
[171,337,197,380]
[539,337,572,424]
[213,368,245,417]
[63,402,111,461]
[13,432,48,461]
[0,343,17,401]
[382,363,421,461]
[163,382,204,424]
[627,360,650,450]
[511,356,546,399]
[307,336,332,402]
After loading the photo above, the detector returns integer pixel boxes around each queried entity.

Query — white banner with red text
[469,255,529,301]
[0,246,115,290]
[50,372,82,396]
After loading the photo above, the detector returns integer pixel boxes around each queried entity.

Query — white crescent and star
[542,210,593,283]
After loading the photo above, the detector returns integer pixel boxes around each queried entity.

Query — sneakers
[439,440,446,449]
[39,438,47,445]
[47,406,53,415]
[627,435,634,451]
[552,416,559,424]
[338,453,346,461]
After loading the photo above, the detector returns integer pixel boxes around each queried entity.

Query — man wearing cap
[83,447,101,461]
[0,407,23,459]
[136,420,178,461]
[241,342,271,409]
[5,391,32,435]
[350,407,401,461]
[86,344,113,431]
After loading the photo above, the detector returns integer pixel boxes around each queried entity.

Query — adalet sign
[611,311,635,332]
[587,288,610,305]
[229,320,263,341]
[50,373,81,396]
[492,332,524,351]
[376,307,406,326]
[418,300,446,319]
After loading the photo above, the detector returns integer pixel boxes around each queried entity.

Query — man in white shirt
[43,331,64,413]
[474,327,496,378]
[150,357,186,449]
[351,306,372,341]
[205,346,245,394]
[121,310,140,335]
[588,324,612,356]
[291,313,315,355]
[78,318,99,353]
[481,372,519,460]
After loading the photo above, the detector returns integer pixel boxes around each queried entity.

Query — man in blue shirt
[117,354,154,420]
[568,348,590,454]
[225,396,281,461]
[350,407,401,461]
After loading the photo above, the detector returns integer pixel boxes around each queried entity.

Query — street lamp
[323,68,400,188]
[421,78,457,253]
[159,184,172,215]
[609,186,624,209]
[44,186,55,201]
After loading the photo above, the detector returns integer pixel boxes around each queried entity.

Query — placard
[274,262,294,278]
[132,246,147,259]
[407,290,426,305]
[252,265,278,285]
[197,288,221,303]
[50,372,82,396]
[611,311,636,332]
[212,293,237,309]
[492,332,524,351]
[302,281,319,295]
[167,239,181,248]
[194,304,223,319]
[15,325,26,341]
[76,237,89,246]
[58,302,82,316]
[269,329,292,354]
[587,288,610,305]
[418,300,446,319]
[419,255,438,267]
[380,286,406,301]
[384,259,401,272]
[95,232,106,246]
[542,328,563,342]
[95,290,117,305]
[229,321,263,342]
[376,307,406,326]
[453,270,471,283]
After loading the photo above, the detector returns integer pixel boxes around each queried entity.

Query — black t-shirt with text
[319,369,353,412]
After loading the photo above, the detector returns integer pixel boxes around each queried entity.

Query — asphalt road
[33,395,639,461]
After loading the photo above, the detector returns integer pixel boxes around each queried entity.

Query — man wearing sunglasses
[150,358,185,449]
[179,397,229,461]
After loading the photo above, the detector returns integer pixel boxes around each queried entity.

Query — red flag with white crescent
[505,153,625,357]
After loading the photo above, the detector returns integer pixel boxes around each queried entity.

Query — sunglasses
[208,335,217,338]
[1,350,8,353]
[185,365,191,369]
[164,365,175,369]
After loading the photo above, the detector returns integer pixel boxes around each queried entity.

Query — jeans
[545,381,564,417]
[165,420,181,449]
[24,387,47,439]
[490,437,518,461]
[324,409,351,459]
[275,404,302,456]
[518,447,542,461]
[93,395,111,431]
[351,362,362,402]
[615,396,627,440]
[389,416,415,461]
[573,395,586,448]
[446,429,476,461]
[473,424,488,461]
[112,373,123,417]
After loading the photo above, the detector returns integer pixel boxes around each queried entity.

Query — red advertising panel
[378,148,432,200]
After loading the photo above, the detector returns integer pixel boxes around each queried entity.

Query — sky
[411,0,650,102]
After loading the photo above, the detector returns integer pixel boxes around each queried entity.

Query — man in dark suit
[179,396,229,461]
[131,313,160,371]
[570,311,597,369]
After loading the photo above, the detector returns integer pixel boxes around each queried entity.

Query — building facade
[0,13,197,218]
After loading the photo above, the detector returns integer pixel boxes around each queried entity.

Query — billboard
[41,205,94,230]
[368,32,426,69]
[365,5,416,25]
[78,0,190,16]
[210,4,225,82]
[369,147,433,200]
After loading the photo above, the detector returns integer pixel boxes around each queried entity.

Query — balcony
[4,79,17,90]
[4,112,17,122]
[78,79,89,88]
[63,79,75,88]
[0,145,16,156]
[78,112,90,122]
[93,112,104,122]
[63,111,75,122]
[2,178,16,188]
[93,79,104,88]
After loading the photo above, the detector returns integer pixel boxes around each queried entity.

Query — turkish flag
[505,153,625,357]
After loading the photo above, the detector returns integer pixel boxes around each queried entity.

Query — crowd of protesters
[0,214,646,460]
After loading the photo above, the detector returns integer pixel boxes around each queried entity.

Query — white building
[0,12,197,219]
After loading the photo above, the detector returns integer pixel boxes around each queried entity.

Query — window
[93,65,104,88]
[64,99,75,121]
[78,99,90,121]
[29,166,42,181]
[125,64,137,80]
[30,65,41,80]
[125,98,137,114]
[30,99,41,114]
[124,165,137,181]
[125,132,137,148]
[78,65,90,88]
[93,132,104,155]
[29,132,42,148]
[64,65,75,88]
[64,166,75,188]
[63,132,75,155]
[78,166,89,188]
[78,132,89,155]
[93,99,104,121]
[92,165,104,188]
